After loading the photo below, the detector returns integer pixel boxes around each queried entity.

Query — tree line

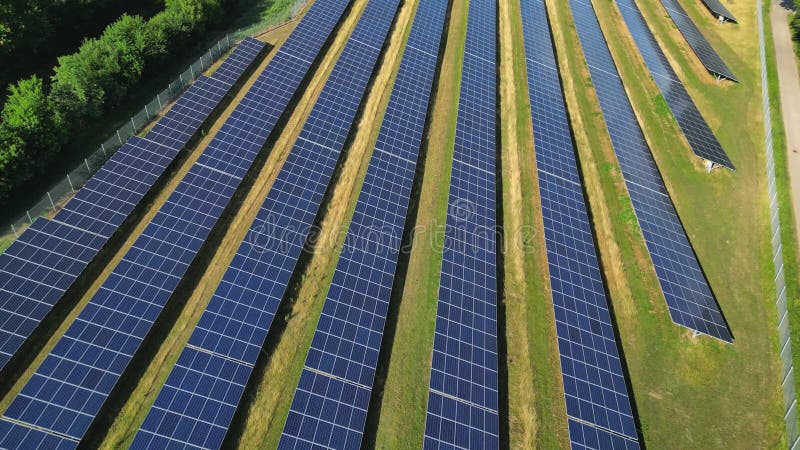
[0,0,163,93]
[0,0,228,206]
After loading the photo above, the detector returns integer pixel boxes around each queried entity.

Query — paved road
[771,0,800,248]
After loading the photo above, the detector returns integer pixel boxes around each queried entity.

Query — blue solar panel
[568,0,732,342]
[0,419,77,450]
[279,1,448,448]
[520,1,641,447]
[659,0,736,81]
[699,0,737,23]
[423,0,499,448]
[569,419,641,450]
[146,38,265,151]
[211,37,265,87]
[0,4,344,446]
[612,0,734,169]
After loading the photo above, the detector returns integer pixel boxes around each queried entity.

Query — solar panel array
[659,0,737,81]
[145,37,266,150]
[568,0,732,342]
[699,0,737,23]
[0,2,350,446]
[131,0,416,448]
[613,0,734,169]
[520,0,640,447]
[0,39,265,378]
[279,1,448,449]
[422,0,499,448]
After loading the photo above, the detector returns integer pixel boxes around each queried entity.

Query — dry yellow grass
[498,0,539,445]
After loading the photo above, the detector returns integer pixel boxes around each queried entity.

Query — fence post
[101,143,107,157]
[26,211,32,225]
[117,130,123,145]
[157,93,163,110]
[180,73,184,86]
[67,173,75,193]
[10,225,17,238]
[145,104,150,119]
[131,117,137,133]
[200,55,205,71]
[47,192,55,210]
[85,159,91,172]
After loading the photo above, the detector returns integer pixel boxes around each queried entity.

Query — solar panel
[0,2,350,446]
[144,38,265,151]
[0,138,172,371]
[211,37,266,87]
[569,419,641,450]
[612,0,733,169]
[279,1,448,449]
[0,38,264,379]
[422,0,499,448]
[568,0,732,342]
[658,0,737,81]
[699,0,737,23]
[520,1,641,447]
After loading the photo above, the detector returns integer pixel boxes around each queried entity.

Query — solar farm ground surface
[0,0,796,448]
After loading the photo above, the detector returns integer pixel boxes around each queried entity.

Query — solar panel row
[658,0,737,81]
[146,38,265,151]
[699,0,737,23]
[568,0,732,342]
[613,0,734,170]
[279,1,448,449]
[422,0,499,448]
[0,38,265,378]
[520,0,640,447]
[131,0,411,448]
[0,3,348,446]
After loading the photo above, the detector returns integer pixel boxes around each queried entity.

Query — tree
[0,76,64,198]
[50,43,107,121]
[165,0,223,29]
[1,76,64,163]
[0,128,26,200]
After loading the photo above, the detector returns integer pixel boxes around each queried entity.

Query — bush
[792,12,800,43]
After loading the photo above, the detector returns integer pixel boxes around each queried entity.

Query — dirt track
[771,0,800,247]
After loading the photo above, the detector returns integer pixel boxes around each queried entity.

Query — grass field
[548,0,788,447]
[0,0,795,448]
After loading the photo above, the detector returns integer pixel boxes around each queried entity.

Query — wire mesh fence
[2,0,310,241]
[758,0,799,448]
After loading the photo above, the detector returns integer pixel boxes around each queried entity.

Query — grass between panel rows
[499,0,569,447]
